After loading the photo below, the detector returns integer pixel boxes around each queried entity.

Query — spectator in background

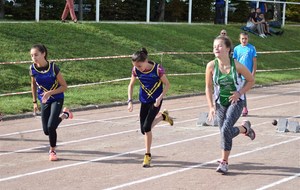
[248,8,267,38]
[233,32,257,117]
[250,1,267,13]
[256,8,284,36]
[256,8,272,36]
[250,1,257,10]
[61,0,77,23]
[219,29,227,37]
[259,2,267,14]
[215,0,225,24]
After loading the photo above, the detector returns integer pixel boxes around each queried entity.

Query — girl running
[128,48,173,167]
[30,44,73,161]
[205,36,256,174]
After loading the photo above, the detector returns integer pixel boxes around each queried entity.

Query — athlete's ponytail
[132,48,148,62]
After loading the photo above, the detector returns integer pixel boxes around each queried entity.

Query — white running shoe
[216,160,228,174]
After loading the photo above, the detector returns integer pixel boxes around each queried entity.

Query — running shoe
[49,150,58,161]
[242,120,256,140]
[63,107,73,119]
[242,107,248,117]
[216,160,228,174]
[142,154,151,168]
[162,110,174,126]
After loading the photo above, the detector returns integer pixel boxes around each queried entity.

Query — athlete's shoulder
[206,60,215,69]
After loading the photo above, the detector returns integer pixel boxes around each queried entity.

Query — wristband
[33,101,37,104]
[127,99,132,103]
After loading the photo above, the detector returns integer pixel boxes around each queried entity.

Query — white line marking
[2,89,299,137]
[103,136,300,190]
[0,120,98,137]
[1,120,298,184]
[0,129,136,156]
[256,173,300,190]
[0,118,194,156]
[0,132,219,182]
[1,98,299,156]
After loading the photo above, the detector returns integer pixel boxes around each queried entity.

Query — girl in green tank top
[213,58,241,107]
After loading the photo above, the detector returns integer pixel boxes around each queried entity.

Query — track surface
[1,83,299,190]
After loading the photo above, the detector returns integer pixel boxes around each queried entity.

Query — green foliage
[40,0,65,20]
[230,0,249,23]
[286,0,300,22]
[0,23,300,115]
[192,0,214,22]
[11,0,35,20]
[1,0,299,23]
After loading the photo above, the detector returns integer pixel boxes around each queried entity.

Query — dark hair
[240,32,249,37]
[31,44,48,61]
[131,48,148,62]
[214,36,233,56]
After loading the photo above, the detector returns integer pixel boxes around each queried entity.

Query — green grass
[0,22,300,115]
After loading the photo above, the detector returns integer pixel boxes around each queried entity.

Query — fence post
[188,0,192,24]
[96,0,100,22]
[282,2,286,27]
[35,0,40,22]
[146,0,150,23]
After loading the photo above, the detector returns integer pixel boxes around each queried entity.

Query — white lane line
[1,99,299,156]
[0,120,99,137]
[250,101,299,111]
[256,173,300,190]
[0,129,135,156]
[1,89,299,137]
[0,106,201,137]
[103,136,300,190]
[0,132,219,182]
[0,119,194,156]
[0,119,300,185]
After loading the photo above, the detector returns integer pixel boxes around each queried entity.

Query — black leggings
[140,101,162,135]
[40,99,64,147]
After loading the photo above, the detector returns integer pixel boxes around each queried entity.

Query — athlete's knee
[47,125,57,133]
[143,125,152,134]
[43,131,49,136]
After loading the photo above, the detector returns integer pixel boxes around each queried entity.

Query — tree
[11,0,35,20]
[40,0,65,20]
[286,0,300,22]
[165,0,187,22]
[230,0,249,23]
[192,0,214,22]
[0,0,4,19]
[158,0,166,21]
[273,0,281,21]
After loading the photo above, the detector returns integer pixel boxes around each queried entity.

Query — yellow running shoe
[162,110,174,126]
[142,154,151,168]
